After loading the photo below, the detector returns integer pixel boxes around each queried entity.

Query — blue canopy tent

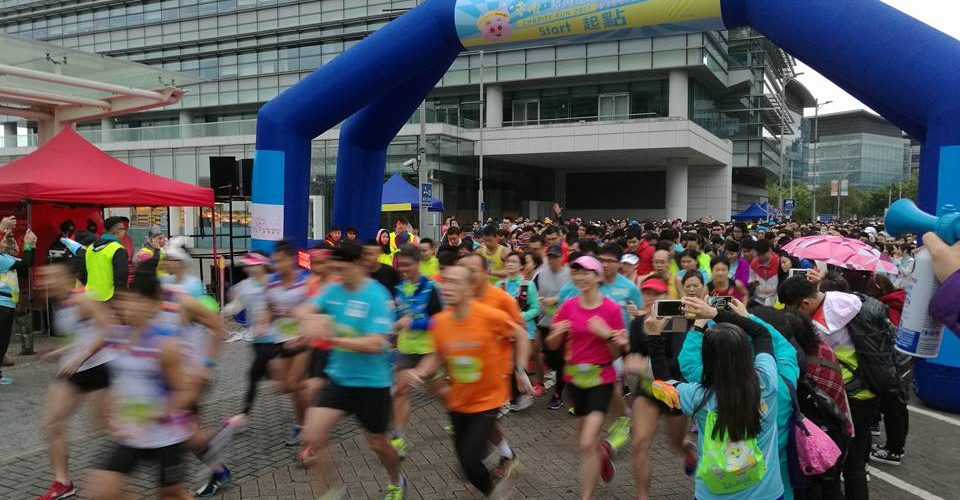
[381,172,443,212]
[732,202,770,221]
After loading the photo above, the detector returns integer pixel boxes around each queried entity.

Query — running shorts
[100,442,186,487]
[63,363,110,393]
[313,382,391,434]
[567,383,614,417]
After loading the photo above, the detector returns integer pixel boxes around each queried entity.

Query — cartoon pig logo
[477,10,513,41]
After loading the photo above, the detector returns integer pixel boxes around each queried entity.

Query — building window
[598,93,629,120]
[511,99,540,125]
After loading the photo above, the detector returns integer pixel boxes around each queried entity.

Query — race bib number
[448,356,483,384]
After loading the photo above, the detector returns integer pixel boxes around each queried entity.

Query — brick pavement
[1,377,698,500]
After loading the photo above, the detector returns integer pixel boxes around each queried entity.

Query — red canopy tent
[0,127,218,312]
[0,127,213,207]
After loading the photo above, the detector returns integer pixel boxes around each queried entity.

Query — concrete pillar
[668,70,689,119]
[2,122,16,148]
[486,85,503,128]
[179,111,193,125]
[665,158,689,221]
[100,117,114,142]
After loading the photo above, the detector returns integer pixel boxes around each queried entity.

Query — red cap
[640,277,668,294]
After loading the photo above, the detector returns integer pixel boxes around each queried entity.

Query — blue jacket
[678,314,799,500]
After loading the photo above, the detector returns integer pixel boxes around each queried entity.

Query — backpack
[841,293,900,396]
[697,409,767,494]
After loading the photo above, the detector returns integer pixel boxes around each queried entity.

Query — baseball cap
[640,277,668,294]
[163,236,192,261]
[241,253,271,266]
[570,255,602,274]
[331,240,363,262]
[546,243,563,256]
[620,253,639,266]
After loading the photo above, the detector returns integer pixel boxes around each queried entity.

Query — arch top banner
[455,0,725,50]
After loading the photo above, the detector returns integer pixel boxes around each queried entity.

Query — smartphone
[708,296,732,311]
[789,268,810,279]
[654,300,685,317]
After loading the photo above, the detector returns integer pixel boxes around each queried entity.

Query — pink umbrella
[780,235,899,274]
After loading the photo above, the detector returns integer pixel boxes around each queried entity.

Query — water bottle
[885,200,960,357]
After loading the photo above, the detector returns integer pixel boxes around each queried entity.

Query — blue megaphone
[885,199,960,245]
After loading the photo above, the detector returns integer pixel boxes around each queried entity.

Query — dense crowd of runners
[5,210,960,500]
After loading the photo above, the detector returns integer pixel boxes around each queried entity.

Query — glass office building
[1,0,810,233]
[802,110,910,191]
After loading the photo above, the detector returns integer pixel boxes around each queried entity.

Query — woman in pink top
[547,255,625,500]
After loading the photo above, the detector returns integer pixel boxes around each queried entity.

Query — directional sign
[783,199,796,212]
[420,183,432,206]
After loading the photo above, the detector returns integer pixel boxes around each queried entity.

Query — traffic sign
[420,183,432,206]
[783,199,796,211]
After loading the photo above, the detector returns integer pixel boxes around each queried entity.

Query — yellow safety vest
[85,241,123,301]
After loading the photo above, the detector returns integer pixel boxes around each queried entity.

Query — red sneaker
[532,383,545,397]
[37,481,76,500]
[598,440,615,483]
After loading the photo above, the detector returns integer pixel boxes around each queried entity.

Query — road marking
[868,466,945,500]
[908,404,960,427]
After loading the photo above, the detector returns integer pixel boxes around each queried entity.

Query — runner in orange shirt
[404,264,530,498]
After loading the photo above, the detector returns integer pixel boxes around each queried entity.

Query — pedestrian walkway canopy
[0,127,213,207]
[0,33,197,143]
[380,172,443,212]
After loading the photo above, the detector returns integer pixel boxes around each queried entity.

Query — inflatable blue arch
[250,0,960,249]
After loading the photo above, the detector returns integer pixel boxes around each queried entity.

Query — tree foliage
[767,170,918,221]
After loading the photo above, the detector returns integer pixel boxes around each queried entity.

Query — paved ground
[0,336,956,499]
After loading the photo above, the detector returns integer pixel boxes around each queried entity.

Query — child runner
[547,255,625,499]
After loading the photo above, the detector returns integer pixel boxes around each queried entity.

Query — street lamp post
[810,99,832,222]
[477,50,485,223]
[417,98,427,239]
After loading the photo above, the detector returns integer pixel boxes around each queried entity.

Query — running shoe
[195,467,231,497]
[297,445,316,468]
[443,423,455,436]
[567,405,576,416]
[0,376,12,385]
[37,481,76,500]
[547,394,564,410]
[531,383,545,397]
[384,476,408,500]
[511,395,533,412]
[493,451,518,481]
[606,416,631,453]
[598,440,615,483]
[870,446,903,466]
[390,436,408,459]
[497,405,511,420]
[683,441,698,476]
[286,425,303,446]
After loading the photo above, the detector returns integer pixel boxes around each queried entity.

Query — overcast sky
[795,0,960,117]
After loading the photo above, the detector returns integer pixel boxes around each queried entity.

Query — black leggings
[844,397,879,500]
[243,343,281,415]
[450,410,499,495]
[541,328,565,398]
[0,306,15,379]
[879,391,909,454]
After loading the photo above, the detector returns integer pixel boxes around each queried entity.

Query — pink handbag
[794,416,842,476]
